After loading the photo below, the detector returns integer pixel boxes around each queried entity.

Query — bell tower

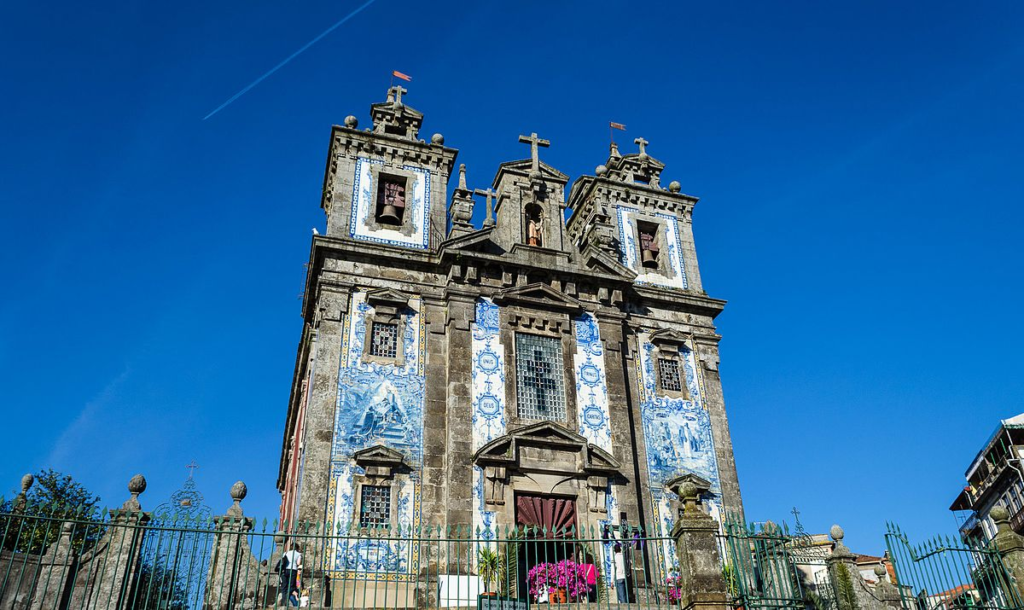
[320,86,456,250]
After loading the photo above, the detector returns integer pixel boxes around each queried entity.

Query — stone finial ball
[873,565,886,577]
[830,524,845,541]
[669,180,681,193]
[595,165,608,176]
[680,482,698,499]
[20,473,34,492]
[128,474,147,495]
[431,133,444,145]
[991,506,1010,522]
[230,481,248,502]
[344,115,358,128]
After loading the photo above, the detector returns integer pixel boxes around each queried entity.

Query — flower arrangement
[665,573,683,604]
[526,560,591,602]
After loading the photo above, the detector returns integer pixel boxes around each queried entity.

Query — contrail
[203,0,378,121]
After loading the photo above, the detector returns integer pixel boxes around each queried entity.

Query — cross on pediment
[634,136,649,156]
[390,85,408,106]
[518,132,550,175]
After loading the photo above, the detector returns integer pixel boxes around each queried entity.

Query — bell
[378,204,401,225]
[641,248,658,268]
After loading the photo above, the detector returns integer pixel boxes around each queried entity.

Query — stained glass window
[359,485,391,528]
[370,322,399,359]
[658,358,683,392]
[515,333,566,421]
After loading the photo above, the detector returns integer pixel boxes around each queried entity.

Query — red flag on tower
[609,121,626,130]
[392,70,412,82]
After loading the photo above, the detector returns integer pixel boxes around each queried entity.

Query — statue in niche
[526,204,543,247]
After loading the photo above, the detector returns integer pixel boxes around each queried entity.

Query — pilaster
[296,284,352,526]
[444,290,477,527]
[693,338,743,518]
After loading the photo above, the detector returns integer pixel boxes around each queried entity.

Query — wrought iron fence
[719,518,810,609]
[885,522,1024,610]
[0,505,687,610]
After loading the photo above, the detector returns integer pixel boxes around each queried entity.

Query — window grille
[369,322,399,359]
[359,485,391,528]
[515,333,566,421]
[658,358,683,392]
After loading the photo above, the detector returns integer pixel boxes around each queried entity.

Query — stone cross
[391,85,407,106]
[186,460,199,480]
[474,188,497,227]
[634,136,649,156]
[518,132,550,174]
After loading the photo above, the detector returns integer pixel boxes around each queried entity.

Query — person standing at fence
[277,541,304,607]
[612,543,628,603]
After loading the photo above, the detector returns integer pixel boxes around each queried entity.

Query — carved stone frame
[492,283,585,430]
[361,289,410,367]
[629,213,678,281]
[351,445,410,531]
[364,164,418,237]
[649,329,691,400]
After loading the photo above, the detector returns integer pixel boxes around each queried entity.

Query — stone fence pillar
[67,474,151,610]
[826,525,899,610]
[204,481,261,610]
[990,505,1024,604]
[669,482,729,610]
[27,522,75,610]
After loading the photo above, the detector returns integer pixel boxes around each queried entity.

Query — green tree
[1,469,104,553]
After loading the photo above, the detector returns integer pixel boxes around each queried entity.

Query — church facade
[276,87,743,568]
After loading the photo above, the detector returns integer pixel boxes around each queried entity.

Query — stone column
[204,482,261,610]
[670,482,729,610]
[991,506,1024,604]
[297,284,352,526]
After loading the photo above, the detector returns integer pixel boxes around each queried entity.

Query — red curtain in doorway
[516,495,577,538]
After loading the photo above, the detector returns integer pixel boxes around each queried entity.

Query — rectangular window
[369,322,399,359]
[658,358,683,392]
[359,485,391,528]
[515,333,567,422]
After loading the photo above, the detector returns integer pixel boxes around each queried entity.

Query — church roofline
[491,159,569,187]
[567,174,699,215]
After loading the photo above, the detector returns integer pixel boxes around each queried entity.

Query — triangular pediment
[440,226,496,253]
[665,473,712,498]
[495,159,569,183]
[365,288,411,309]
[649,328,691,348]
[493,283,584,313]
[473,421,621,477]
[353,445,407,467]
[581,244,638,280]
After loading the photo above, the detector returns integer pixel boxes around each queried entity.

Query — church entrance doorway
[514,494,597,603]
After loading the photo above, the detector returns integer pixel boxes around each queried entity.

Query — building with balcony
[950,413,1024,543]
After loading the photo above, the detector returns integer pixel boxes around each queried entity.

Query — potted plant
[665,572,683,605]
[478,547,501,597]
[527,563,555,603]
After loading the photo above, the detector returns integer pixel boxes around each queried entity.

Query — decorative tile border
[634,332,722,544]
[324,290,426,579]
[572,312,613,452]
[615,206,688,289]
[471,298,504,537]
[349,157,431,249]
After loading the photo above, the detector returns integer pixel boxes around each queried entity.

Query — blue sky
[1,1,1022,553]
